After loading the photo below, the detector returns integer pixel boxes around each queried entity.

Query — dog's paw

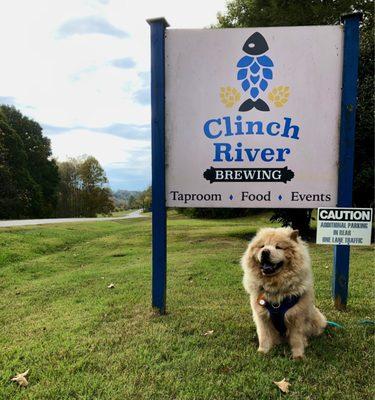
[257,347,270,355]
[292,353,305,361]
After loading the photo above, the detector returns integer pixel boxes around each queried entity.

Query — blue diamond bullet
[229,195,234,200]
[278,195,283,200]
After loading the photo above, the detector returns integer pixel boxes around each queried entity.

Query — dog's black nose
[261,249,270,263]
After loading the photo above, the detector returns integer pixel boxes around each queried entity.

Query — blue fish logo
[237,32,274,112]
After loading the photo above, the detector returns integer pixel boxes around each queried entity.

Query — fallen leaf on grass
[220,366,232,374]
[203,330,214,336]
[107,283,115,289]
[11,370,29,387]
[273,378,290,393]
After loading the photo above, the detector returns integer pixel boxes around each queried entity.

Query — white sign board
[165,26,343,207]
[317,208,373,245]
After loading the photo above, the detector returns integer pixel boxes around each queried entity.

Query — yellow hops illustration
[268,86,290,107]
[220,86,241,108]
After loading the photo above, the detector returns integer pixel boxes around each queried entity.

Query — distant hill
[112,190,141,201]
[111,190,141,209]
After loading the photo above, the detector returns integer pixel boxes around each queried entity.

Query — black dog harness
[263,295,300,336]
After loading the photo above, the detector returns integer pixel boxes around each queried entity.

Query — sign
[165,26,343,208]
[317,208,373,245]
[148,14,361,313]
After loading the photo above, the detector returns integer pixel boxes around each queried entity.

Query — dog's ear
[290,230,299,242]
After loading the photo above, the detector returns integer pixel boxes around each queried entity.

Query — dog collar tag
[257,293,266,306]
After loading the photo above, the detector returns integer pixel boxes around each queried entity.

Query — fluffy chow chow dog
[241,227,327,359]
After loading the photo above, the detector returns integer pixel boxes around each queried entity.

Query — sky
[0,0,227,191]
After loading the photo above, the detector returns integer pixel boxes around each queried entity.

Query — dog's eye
[275,245,282,250]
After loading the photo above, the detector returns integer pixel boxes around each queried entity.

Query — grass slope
[0,212,373,399]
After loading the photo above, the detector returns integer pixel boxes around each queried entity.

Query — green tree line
[0,106,115,219]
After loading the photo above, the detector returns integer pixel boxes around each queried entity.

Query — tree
[216,0,374,235]
[354,11,374,207]
[127,195,137,209]
[0,111,38,218]
[0,105,59,217]
[57,159,82,217]
[217,0,373,28]
[79,156,114,217]
[56,156,115,217]
[138,186,152,211]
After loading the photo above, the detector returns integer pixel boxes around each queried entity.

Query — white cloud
[57,15,129,38]
[50,129,149,166]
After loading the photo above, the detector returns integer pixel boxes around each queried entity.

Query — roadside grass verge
[0,212,373,399]
[96,209,137,218]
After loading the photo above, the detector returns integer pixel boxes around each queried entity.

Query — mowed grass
[0,212,373,400]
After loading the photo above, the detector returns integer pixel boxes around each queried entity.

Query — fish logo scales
[237,32,273,112]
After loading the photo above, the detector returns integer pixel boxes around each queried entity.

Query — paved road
[0,209,145,228]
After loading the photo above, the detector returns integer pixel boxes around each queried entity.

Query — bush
[177,208,259,219]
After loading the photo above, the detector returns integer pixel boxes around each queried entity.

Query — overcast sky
[0,0,227,190]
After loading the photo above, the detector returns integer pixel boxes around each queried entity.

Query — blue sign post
[333,13,362,310]
[147,17,169,314]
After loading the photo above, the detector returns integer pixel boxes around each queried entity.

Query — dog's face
[248,227,300,277]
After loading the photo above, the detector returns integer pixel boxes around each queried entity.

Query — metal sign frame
[147,13,362,314]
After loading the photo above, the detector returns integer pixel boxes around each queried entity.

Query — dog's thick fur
[241,227,326,359]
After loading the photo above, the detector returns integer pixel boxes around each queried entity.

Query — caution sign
[317,208,373,246]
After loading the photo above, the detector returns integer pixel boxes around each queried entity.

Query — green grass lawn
[0,212,373,399]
